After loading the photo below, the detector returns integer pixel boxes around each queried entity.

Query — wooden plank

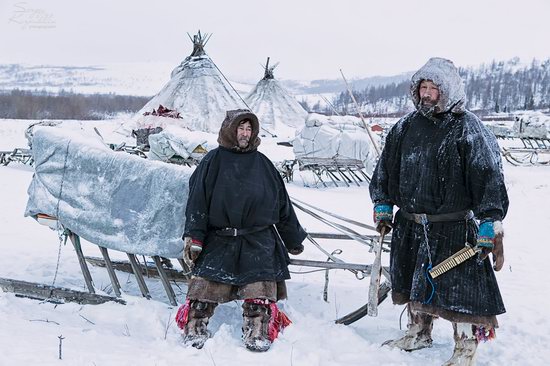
[335,281,391,325]
[0,277,125,305]
[289,258,389,273]
[367,230,387,317]
[308,232,353,240]
[85,256,189,282]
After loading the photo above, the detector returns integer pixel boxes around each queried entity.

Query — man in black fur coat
[176,109,306,352]
[369,58,508,365]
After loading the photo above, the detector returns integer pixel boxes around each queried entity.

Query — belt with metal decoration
[399,209,474,224]
[214,225,270,237]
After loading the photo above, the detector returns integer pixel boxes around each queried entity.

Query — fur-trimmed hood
[217,109,261,152]
[410,57,466,115]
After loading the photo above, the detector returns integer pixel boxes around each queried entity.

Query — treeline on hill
[325,58,550,116]
[0,90,150,120]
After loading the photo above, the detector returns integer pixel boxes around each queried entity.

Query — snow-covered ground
[0,119,549,365]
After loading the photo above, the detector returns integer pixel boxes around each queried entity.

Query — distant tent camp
[245,57,307,132]
[136,31,246,133]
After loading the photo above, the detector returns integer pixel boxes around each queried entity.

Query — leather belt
[399,209,474,224]
[215,225,270,237]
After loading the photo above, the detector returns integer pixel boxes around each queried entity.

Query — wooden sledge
[496,135,550,166]
[21,213,192,307]
[297,157,371,187]
[0,148,34,166]
[25,190,390,327]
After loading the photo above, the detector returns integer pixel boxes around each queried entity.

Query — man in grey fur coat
[369,57,508,365]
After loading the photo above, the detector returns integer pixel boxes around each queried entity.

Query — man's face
[418,80,439,107]
[237,121,252,148]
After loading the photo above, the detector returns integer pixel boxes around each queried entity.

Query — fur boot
[442,323,479,366]
[242,300,272,352]
[183,300,217,349]
[383,305,434,351]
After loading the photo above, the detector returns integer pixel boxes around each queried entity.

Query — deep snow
[0,119,549,366]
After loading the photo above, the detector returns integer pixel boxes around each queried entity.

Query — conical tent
[245,58,307,132]
[136,31,245,133]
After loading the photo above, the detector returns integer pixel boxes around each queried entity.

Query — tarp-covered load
[484,120,515,138]
[147,125,218,162]
[292,113,379,174]
[25,128,192,258]
[513,111,550,139]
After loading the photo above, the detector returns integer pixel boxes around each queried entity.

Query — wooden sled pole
[339,69,381,157]
[152,256,178,306]
[0,277,125,305]
[68,232,95,294]
[127,253,151,299]
[98,246,122,297]
[367,228,387,316]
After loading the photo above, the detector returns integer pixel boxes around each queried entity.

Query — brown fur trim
[392,291,410,305]
[186,277,286,303]
[410,301,499,328]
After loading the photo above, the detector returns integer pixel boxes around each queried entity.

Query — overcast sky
[2,0,549,82]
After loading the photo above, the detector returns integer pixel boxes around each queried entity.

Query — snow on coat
[185,110,306,286]
[369,59,509,322]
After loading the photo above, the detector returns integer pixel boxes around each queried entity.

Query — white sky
[1,0,549,82]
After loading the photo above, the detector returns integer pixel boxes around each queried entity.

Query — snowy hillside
[0,63,409,98]
[0,119,549,365]
[0,63,173,96]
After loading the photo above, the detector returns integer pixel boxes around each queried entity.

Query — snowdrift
[24,128,192,258]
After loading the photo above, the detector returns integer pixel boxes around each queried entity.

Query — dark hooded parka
[369,58,509,326]
[184,109,306,286]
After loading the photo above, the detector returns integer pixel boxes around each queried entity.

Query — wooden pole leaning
[339,69,381,157]
[367,228,387,316]
[67,231,95,294]
[152,256,177,306]
[98,246,122,297]
[177,258,192,280]
[126,253,151,299]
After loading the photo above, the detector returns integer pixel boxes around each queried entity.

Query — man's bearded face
[418,80,440,116]
[237,120,252,148]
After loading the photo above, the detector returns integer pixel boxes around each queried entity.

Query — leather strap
[399,209,473,224]
[215,225,270,237]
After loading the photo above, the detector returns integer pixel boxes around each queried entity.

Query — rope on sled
[51,140,71,288]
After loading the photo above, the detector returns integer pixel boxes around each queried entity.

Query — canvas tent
[245,58,307,134]
[134,31,246,133]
